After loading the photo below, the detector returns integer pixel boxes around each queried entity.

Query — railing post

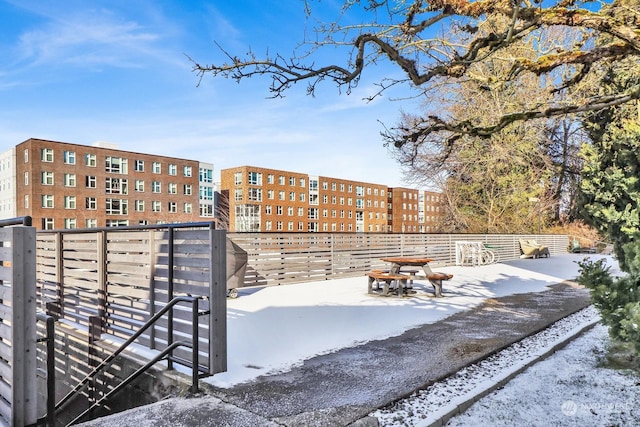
[191,297,199,394]
[36,312,56,427]
[167,227,174,370]
[88,316,102,403]
[55,232,64,317]
[149,229,157,349]
[97,230,107,333]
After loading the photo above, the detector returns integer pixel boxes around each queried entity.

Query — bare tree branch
[191,0,640,142]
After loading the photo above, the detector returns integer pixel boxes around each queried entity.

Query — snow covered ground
[208,254,621,388]
[373,306,640,426]
[443,322,640,426]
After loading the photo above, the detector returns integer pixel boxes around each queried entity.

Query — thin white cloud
[5,2,186,72]
[18,15,159,68]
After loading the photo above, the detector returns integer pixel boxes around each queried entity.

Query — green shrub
[577,257,640,352]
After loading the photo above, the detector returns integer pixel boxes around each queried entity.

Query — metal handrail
[35,312,56,427]
[66,340,193,426]
[0,216,32,227]
[55,296,201,415]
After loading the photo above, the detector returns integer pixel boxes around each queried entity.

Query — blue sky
[0,0,421,187]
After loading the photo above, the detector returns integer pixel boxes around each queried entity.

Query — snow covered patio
[208,253,619,388]
[82,252,626,427]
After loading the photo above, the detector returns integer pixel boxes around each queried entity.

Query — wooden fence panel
[228,233,571,287]
[35,224,226,378]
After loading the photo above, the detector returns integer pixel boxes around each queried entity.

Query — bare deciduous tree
[192,0,640,156]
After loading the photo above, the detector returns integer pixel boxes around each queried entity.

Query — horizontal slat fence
[228,233,570,287]
[36,223,227,378]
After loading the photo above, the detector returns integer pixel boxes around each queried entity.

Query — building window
[41,172,54,185]
[276,206,283,215]
[278,175,285,185]
[135,200,144,212]
[276,221,283,231]
[299,193,305,202]
[300,178,305,188]
[135,180,144,192]
[152,201,161,212]
[199,203,213,217]
[199,167,212,183]
[234,172,242,185]
[267,174,274,184]
[24,172,28,186]
[289,192,295,201]
[42,218,54,230]
[234,188,243,201]
[24,195,29,209]
[134,160,144,172]
[152,162,161,174]
[106,220,129,227]
[64,196,76,209]
[63,151,76,165]
[41,148,53,162]
[279,191,285,200]
[41,195,54,208]
[64,173,76,187]
[106,198,128,215]
[267,190,274,199]
[64,218,77,229]
[183,166,192,177]
[248,188,262,201]
[86,197,97,210]
[248,171,262,185]
[288,221,294,231]
[289,177,295,186]
[85,153,97,167]
[168,164,177,176]
[287,206,294,216]
[298,207,304,216]
[184,203,193,214]
[152,181,161,193]
[168,201,178,213]
[184,184,192,195]
[200,186,213,200]
[265,205,272,215]
[265,220,272,231]
[24,149,28,163]
[106,178,128,194]
[106,156,128,174]
[168,183,178,194]
[308,208,319,219]
[86,219,98,228]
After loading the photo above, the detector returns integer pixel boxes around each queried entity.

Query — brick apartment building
[220,166,445,233]
[5,138,215,230]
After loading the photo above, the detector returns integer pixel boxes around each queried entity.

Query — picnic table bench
[366,271,410,296]
[380,257,453,297]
